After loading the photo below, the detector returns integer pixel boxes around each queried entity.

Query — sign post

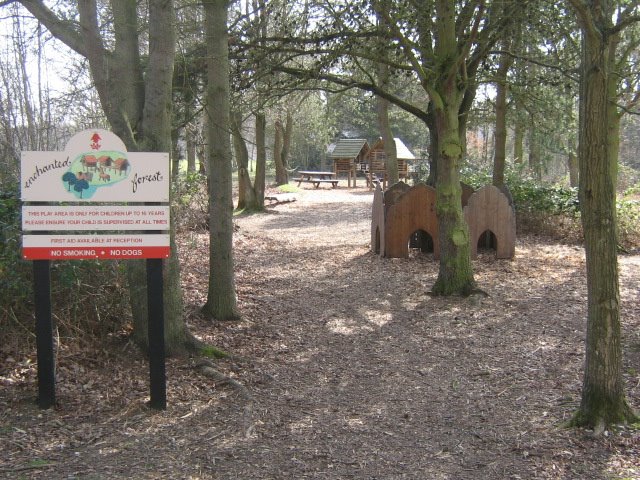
[147,258,166,410]
[33,260,55,409]
[21,129,170,409]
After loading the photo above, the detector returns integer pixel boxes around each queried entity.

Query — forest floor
[1,183,640,479]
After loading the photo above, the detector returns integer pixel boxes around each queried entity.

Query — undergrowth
[460,167,640,251]
[0,187,132,363]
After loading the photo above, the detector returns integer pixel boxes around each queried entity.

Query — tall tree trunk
[513,113,524,165]
[232,110,258,210]
[171,127,181,182]
[492,44,512,188]
[282,110,293,174]
[186,125,197,174]
[202,0,239,320]
[528,118,542,180]
[377,93,398,186]
[568,150,579,188]
[374,2,399,187]
[131,0,189,354]
[568,0,637,431]
[273,118,288,185]
[430,0,475,296]
[254,112,267,202]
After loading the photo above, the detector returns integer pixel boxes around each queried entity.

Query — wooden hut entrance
[477,230,498,253]
[409,229,435,256]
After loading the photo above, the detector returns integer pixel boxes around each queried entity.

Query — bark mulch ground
[1,185,639,479]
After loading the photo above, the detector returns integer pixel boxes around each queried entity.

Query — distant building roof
[329,138,369,159]
[371,137,416,160]
[394,138,415,160]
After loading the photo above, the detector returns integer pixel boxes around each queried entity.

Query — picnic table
[293,170,339,188]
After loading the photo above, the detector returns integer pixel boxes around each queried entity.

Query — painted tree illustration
[62,171,77,191]
[73,179,89,198]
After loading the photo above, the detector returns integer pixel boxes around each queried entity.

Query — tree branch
[18,0,88,56]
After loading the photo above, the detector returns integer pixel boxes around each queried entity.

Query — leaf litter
[1,186,639,479]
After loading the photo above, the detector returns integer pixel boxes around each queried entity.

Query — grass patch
[200,345,229,359]
[277,183,300,193]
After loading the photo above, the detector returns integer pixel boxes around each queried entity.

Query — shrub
[617,198,640,250]
[1,188,131,358]
[172,171,209,231]
[0,189,31,314]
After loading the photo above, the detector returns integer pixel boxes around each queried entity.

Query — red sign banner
[22,246,170,260]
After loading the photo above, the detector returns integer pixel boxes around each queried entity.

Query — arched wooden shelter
[464,185,516,259]
[372,182,515,260]
[371,182,439,258]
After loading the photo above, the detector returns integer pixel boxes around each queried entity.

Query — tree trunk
[131,0,189,354]
[20,0,193,355]
[528,118,542,180]
[202,0,239,320]
[171,127,181,182]
[274,118,288,185]
[513,114,524,165]
[254,112,267,202]
[430,0,475,296]
[377,93,398,186]
[568,150,578,188]
[186,124,197,174]
[375,27,399,186]
[282,110,293,174]
[492,43,513,188]
[568,0,637,430]
[232,110,258,210]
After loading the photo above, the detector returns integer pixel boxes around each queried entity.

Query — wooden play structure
[366,138,415,189]
[464,185,516,259]
[371,182,516,260]
[329,138,370,188]
[371,182,439,258]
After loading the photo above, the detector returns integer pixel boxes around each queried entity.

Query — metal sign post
[147,258,166,409]
[33,260,55,409]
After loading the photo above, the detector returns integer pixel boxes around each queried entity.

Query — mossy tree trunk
[202,0,240,321]
[430,0,475,296]
[568,0,637,431]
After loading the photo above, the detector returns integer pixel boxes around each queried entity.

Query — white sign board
[21,129,169,202]
[21,130,171,260]
[22,206,170,231]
